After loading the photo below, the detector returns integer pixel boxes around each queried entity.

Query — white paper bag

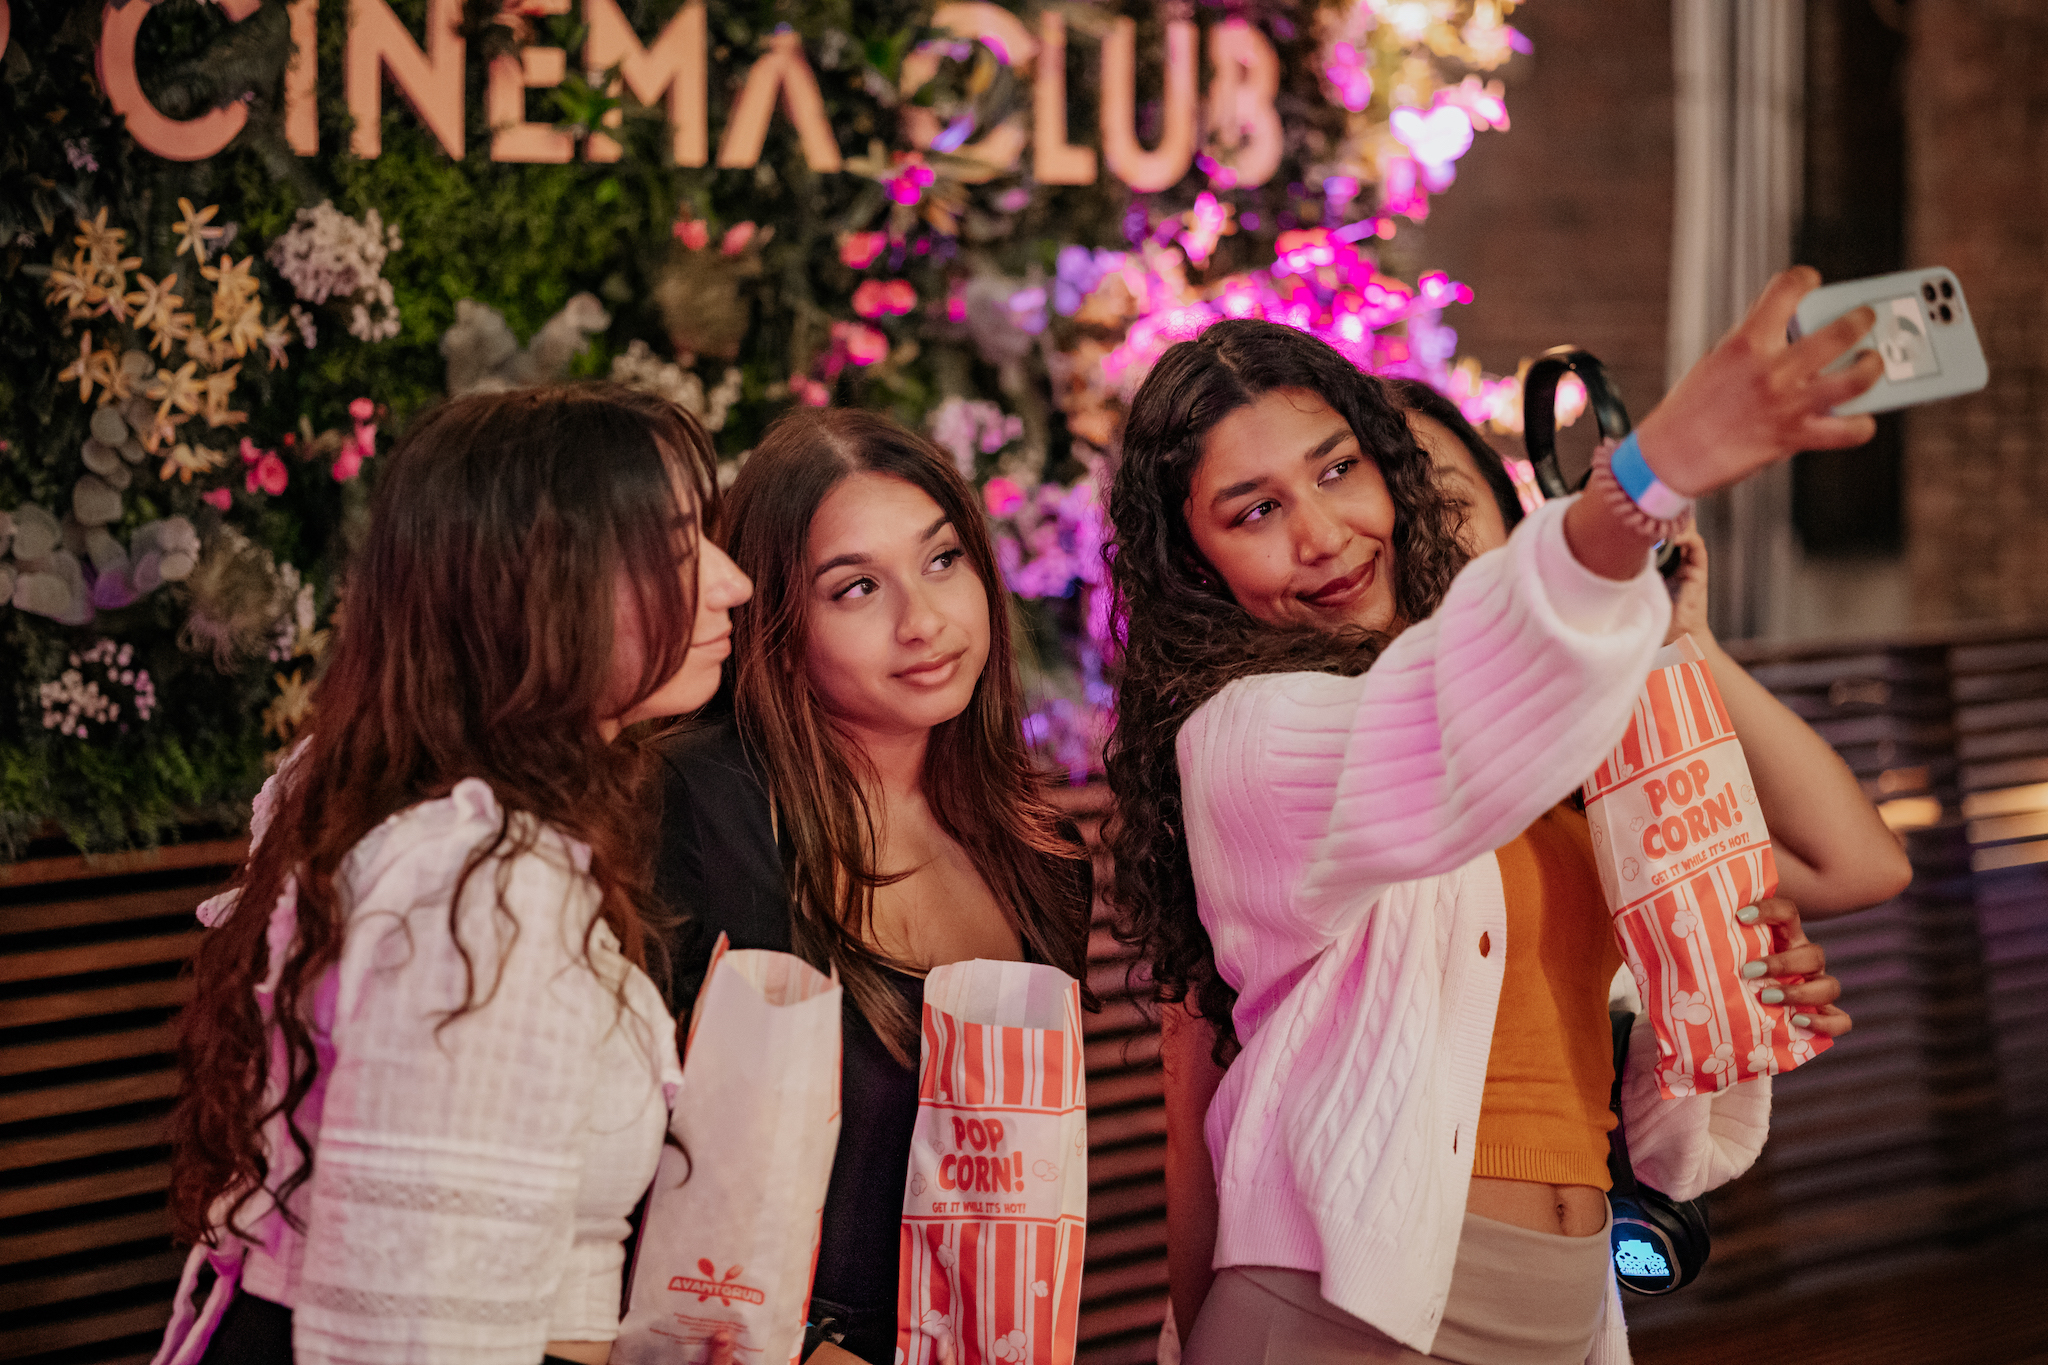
[615,939,842,1365]
[897,959,1088,1365]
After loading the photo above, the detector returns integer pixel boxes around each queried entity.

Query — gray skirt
[1182,1209,1613,1365]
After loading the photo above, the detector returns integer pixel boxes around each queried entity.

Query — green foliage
[0,0,1347,855]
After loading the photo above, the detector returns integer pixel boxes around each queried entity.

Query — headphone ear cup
[1610,1187,1711,1295]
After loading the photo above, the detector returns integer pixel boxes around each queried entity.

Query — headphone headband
[1522,347,1632,499]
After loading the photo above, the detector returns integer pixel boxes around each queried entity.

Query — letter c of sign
[938,1155,958,1190]
[99,0,261,161]
[1643,821,1666,857]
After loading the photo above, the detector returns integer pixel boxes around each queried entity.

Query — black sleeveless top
[652,716,1087,1364]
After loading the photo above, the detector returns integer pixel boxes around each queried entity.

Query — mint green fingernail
[1741,960,1768,979]
[1736,906,1760,925]
[1793,1013,1813,1028]
[1761,987,1785,1005]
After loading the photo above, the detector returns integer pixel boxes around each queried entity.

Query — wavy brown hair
[721,408,1091,1065]
[168,384,719,1245]
[1104,321,1467,1059]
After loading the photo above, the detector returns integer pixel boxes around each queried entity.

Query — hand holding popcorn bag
[1581,634,1832,1098]
[897,960,1088,1365]
[616,939,841,1365]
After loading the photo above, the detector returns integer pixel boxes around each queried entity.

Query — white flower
[991,1329,1029,1361]
[1747,1043,1776,1072]
[1662,1069,1696,1097]
[267,203,402,342]
[1700,1041,1736,1074]
[1669,908,1700,938]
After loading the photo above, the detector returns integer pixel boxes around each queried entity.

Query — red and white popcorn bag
[617,939,841,1365]
[1581,634,1832,1098]
[897,960,1088,1365]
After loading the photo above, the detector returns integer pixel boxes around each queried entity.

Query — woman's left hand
[1738,896,1852,1036]
[1662,524,1711,647]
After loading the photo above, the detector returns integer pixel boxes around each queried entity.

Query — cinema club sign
[28,0,1284,194]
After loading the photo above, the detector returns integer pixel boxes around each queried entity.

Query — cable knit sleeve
[290,781,627,1365]
[1180,495,1671,956]
[1618,1012,1771,1201]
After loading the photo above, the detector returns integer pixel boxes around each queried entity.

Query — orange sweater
[1473,802,1623,1189]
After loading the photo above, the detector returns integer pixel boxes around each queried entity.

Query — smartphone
[1790,266,1987,416]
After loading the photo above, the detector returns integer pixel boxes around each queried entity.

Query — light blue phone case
[1790,267,1988,416]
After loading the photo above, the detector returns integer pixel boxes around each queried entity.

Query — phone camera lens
[1940,279,1955,300]
[1922,282,1938,302]
[1937,303,1954,323]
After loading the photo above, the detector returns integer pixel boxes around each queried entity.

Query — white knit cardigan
[1180,497,1771,1364]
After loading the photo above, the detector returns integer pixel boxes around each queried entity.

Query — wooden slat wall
[1629,622,2048,1331]
[1,841,243,1365]
[1054,785,1173,1365]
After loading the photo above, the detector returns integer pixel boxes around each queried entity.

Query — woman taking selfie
[159,386,750,1365]
[652,408,1092,1365]
[1153,374,1913,1349]
[1109,270,1880,1363]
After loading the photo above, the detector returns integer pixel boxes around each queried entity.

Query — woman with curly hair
[159,386,751,1365]
[1107,271,1880,1363]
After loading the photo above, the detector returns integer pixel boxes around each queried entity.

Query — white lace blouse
[159,777,681,1365]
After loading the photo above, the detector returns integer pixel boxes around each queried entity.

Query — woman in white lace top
[156,386,751,1365]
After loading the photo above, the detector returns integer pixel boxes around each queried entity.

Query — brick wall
[1903,3,2048,627]
[1398,0,1676,446]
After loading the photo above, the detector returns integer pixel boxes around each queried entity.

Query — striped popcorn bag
[1581,634,1833,1098]
[896,960,1088,1365]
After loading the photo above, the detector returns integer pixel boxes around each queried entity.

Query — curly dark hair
[1103,320,1468,1060]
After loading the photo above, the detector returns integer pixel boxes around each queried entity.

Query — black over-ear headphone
[1522,347,1682,574]
[1606,1010,1712,1294]
[1521,346,1633,499]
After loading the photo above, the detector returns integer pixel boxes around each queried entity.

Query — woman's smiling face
[802,470,991,744]
[1183,387,1400,634]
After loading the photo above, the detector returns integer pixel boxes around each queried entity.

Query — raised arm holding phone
[1112,268,1890,1365]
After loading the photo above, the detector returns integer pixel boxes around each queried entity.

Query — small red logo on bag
[669,1259,764,1306]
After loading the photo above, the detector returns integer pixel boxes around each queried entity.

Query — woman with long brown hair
[159,385,751,1365]
[651,408,1092,1365]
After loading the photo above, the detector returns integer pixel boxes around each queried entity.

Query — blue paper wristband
[1607,431,1693,519]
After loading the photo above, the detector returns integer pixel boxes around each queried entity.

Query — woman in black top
[653,409,1093,1365]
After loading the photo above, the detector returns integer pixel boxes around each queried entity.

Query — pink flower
[720,222,757,255]
[202,487,233,510]
[852,279,917,319]
[348,396,375,422]
[673,219,710,250]
[832,321,890,367]
[838,231,887,269]
[246,451,288,496]
[790,374,831,407]
[885,158,936,206]
[332,447,364,482]
[982,476,1025,519]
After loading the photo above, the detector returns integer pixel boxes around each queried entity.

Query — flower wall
[1,0,1543,855]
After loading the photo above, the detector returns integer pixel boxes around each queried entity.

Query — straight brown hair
[721,408,1090,1063]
